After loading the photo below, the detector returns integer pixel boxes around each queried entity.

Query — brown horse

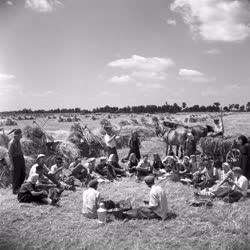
[163,124,214,156]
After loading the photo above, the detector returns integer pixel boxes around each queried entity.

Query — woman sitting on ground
[198,162,234,197]
[95,157,117,181]
[18,174,59,205]
[179,156,192,179]
[136,154,152,181]
[162,156,177,173]
[107,154,127,177]
[152,153,164,173]
[127,153,139,174]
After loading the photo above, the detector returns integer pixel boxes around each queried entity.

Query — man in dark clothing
[8,129,26,194]
[238,135,250,180]
[95,157,116,180]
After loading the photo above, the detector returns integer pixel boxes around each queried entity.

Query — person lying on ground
[223,167,249,203]
[123,176,175,220]
[127,153,139,174]
[82,179,101,219]
[107,154,127,177]
[136,154,152,181]
[95,157,116,181]
[17,174,58,205]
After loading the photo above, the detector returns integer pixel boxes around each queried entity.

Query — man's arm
[8,141,14,170]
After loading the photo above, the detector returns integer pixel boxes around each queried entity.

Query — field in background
[1,112,250,250]
[2,112,250,140]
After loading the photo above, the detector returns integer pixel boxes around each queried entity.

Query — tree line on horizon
[1,102,250,115]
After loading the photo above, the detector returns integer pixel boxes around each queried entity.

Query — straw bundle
[130,118,139,125]
[152,116,159,123]
[55,141,80,163]
[199,137,236,159]
[0,133,10,148]
[68,123,105,157]
[5,118,17,126]
[0,146,10,188]
[119,120,131,126]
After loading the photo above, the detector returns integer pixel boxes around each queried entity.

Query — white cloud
[179,68,215,83]
[205,48,220,55]
[25,0,61,13]
[132,71,167,81]
[171,0,250,42]
[109,75,132,84]
[167,19,177,26]
[108,55,174,72]
[6,1,13,6]
[0,73,15,81]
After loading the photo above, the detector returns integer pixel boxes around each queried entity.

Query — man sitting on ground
[124,176,172,220]
[95,157,116,181]
[18,174,58,205]
[29,154,61,187]
[107,154,127,177]
[82,179,101,219]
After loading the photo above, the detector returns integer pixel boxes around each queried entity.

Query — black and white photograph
[0,0,250,249]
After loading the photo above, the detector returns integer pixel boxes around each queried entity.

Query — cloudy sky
[0,0,250,111]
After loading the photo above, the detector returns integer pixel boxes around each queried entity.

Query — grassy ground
[1,113,250,249]
[0,138,250,250]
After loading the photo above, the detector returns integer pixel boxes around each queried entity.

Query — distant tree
[223,106,230,112]
[239,105,245,112]
[246,102,250,112]
[229,104,234,111]
[234,104,240,111]
[182,102,187,109]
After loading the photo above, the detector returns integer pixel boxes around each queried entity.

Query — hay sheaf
[0,146,10,188]
[68,123,105,157]
[55,141,80,163]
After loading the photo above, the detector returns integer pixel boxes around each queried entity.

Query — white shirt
[233,175,248,197]
[82,188,101,219]
[149,185,168,220]
[104,134,116,148]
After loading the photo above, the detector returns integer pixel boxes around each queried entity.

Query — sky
[0,0,250,111]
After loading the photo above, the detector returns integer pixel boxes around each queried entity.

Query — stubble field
[0,112,250,250]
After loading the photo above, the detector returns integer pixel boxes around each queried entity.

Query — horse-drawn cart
[199,136,240,167]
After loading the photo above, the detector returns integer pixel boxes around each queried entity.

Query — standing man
[104,127,119,160]
[8,129,26,194]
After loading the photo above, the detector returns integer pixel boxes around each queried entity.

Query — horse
[163,124,214,157]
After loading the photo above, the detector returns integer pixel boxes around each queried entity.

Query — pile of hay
[55,141,80,163]
[0,132,10,148]
[4,118,17,126]
[119,120,131,127]
[68,123,105,157]
[0,146,10,188]
[140,117,154,128]
[119,125,156,140]
[130,118,139,125]
[199,137,237,159]
[21,125,50,157]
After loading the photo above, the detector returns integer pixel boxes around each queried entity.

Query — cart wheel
[226,149,240,167]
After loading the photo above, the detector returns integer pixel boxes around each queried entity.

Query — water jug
[97,202,107,224]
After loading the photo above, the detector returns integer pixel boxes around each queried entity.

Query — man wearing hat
[104,127,119,161]
[8,129,26,194]
[82,179,101,219]
[28,154,61,187]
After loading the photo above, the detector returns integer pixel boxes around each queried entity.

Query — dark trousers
[223,190,243,203]
[124,207,161,220]
[12,156,26,194]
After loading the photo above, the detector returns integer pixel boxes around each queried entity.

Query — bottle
[97,202,107,224]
